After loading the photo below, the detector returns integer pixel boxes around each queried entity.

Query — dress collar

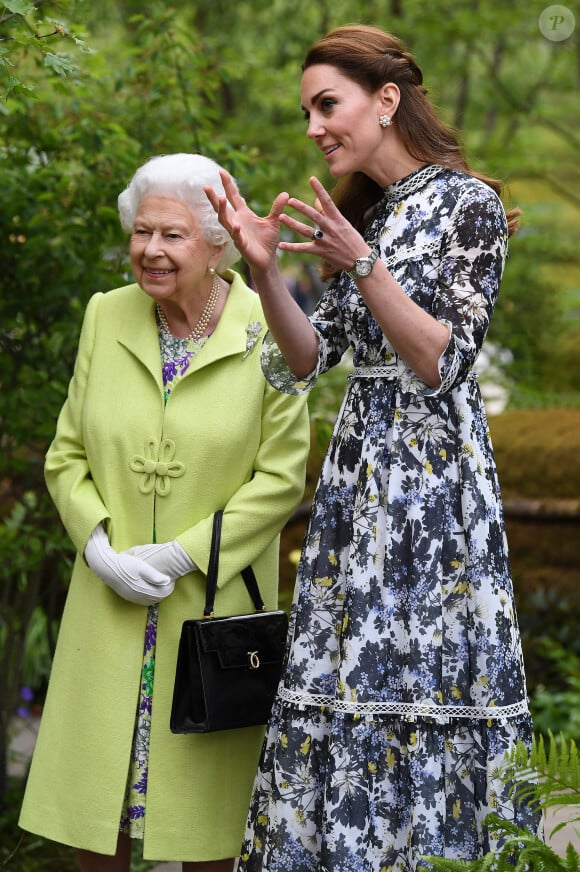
[383,164,445,202]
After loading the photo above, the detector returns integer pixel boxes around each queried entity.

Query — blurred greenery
[1,0,579,863]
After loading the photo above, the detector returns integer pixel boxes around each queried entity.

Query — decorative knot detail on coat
[129,438,185,496]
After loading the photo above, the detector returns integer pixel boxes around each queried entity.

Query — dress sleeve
[422,182,508,397]
[260,281,350,395]
[44,293,110,554]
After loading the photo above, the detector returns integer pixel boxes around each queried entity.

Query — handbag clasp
[248,650,260,669]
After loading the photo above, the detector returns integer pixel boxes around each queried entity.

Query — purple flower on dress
[162,360,178,385]
[134,767,148,795]
[139,695,153,716]
[144,619,157,652]
[177,352,193,375]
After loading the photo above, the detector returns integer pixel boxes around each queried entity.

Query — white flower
[242,321,263,359]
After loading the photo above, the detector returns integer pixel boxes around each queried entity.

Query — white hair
[117,153,240,271]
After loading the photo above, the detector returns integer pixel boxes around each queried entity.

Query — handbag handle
[203,510,266,618]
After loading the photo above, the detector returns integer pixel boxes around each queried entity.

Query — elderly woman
[18,153,310,871]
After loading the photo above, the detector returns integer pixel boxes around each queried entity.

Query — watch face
[356,259,373,277]
[347,250,378,280]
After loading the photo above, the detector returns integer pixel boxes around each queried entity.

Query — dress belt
[348,365,398,381]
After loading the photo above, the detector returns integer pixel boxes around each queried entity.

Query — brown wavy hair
[303,25,520,280]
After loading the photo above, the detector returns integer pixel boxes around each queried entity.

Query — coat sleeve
[44,293,110,554]
[176,377,310,588]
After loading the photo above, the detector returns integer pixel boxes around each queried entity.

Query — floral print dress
[239,166,541,871]
[119,327,208,837]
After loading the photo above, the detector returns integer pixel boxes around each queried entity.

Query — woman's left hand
[205,171,290,274]
[278,176,370,269]
[125,540,196,580]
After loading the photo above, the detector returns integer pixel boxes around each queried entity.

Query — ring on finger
[312,228,324,241]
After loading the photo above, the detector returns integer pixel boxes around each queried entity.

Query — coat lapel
[114,272,264,385]
[116,285,164,388]
[182,270,264,377]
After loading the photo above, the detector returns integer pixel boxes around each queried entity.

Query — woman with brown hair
[207,24,540,872]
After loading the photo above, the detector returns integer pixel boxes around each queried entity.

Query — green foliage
[307,358,350,454]
[489,234,564,392]
[427,817,579,872]
[1,0,579,824]
[0,1,90,103]
[517,585,580,735]
[529,642,580,742]
[0,491,73,799]
[503,733,580,819]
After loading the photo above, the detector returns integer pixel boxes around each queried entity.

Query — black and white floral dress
[239,165,541,872]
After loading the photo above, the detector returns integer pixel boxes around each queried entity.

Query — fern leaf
[564,842,580,872]
[424,857,483,872]
[550,817,580,837]
[503,733,580,812]
[426,828,570,872]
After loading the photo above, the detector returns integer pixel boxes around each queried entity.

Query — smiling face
[301,64,393,180]
[129,195,221,304]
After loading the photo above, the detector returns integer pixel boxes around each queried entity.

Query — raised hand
[208,170,322,379]
[277,176,369,272]
[204,170,290,274]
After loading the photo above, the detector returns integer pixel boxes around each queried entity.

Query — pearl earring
[379,114,392,128]
[209,267,215,275]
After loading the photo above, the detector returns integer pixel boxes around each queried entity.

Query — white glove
[125,540,197,581]
[84,524,175,606]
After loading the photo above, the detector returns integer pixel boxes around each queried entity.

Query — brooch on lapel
[242,321,263,359]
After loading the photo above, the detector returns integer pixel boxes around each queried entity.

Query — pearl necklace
[156,273,221,342]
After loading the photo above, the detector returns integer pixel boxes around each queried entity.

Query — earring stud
[379,114,392,128]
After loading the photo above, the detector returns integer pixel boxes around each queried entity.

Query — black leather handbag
[170,510,289,733]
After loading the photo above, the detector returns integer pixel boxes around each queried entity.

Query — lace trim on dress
[348,365,398,380]
[278,685,529,722]
[384,163,445,202]
[383,238,443,270]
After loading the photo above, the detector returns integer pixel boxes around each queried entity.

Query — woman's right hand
[84,524,175,606]
[206,170,320,379]
[204,170,290,274]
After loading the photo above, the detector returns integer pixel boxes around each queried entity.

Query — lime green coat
[19,272,309,861]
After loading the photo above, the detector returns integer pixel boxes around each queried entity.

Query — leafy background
[1,0,579,866]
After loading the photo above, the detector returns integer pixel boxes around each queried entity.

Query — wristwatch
[346,248,379,280]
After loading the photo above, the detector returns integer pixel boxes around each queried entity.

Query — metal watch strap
[346,248,379,280]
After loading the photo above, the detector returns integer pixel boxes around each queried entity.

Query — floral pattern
[119,329,208,838]
[239,166,541,871]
